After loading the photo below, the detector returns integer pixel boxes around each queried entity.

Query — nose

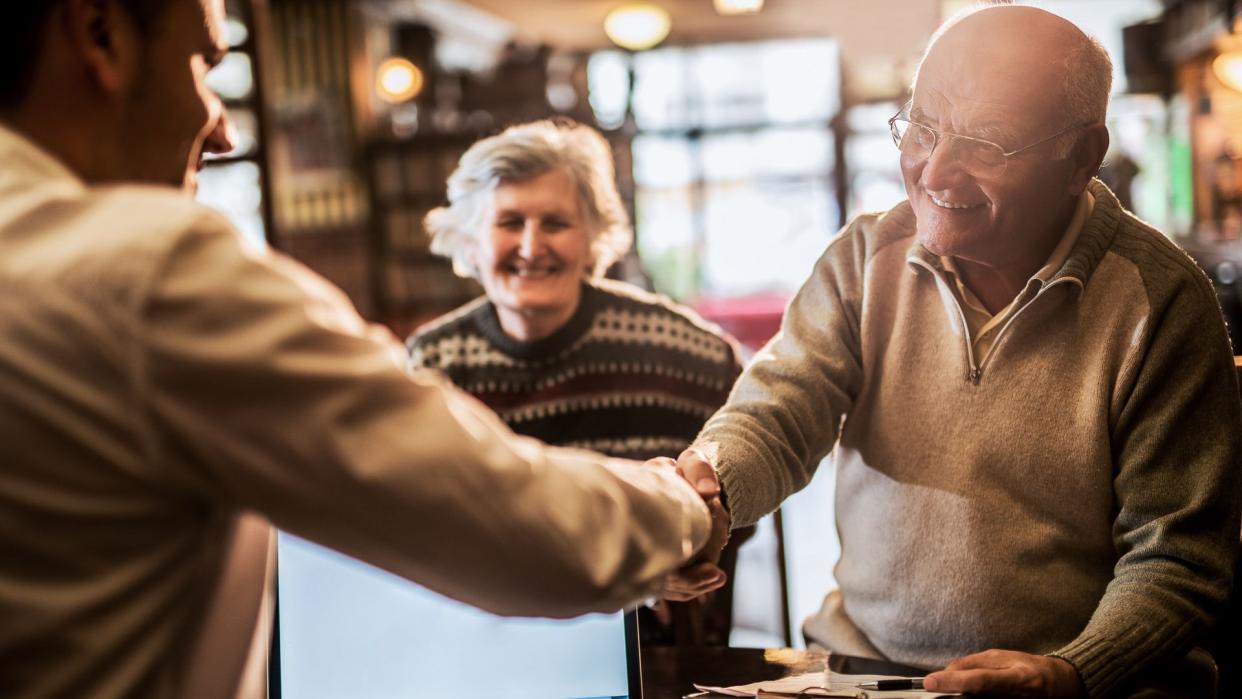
[517,220,540,257]
[917,135,971,190]
[203,108,237,157]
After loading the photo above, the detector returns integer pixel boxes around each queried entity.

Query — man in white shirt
[0,1,725,696]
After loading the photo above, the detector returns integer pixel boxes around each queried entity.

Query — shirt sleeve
[695,222,866,528]
[1050,272,1241,697]
[133,213,711,619]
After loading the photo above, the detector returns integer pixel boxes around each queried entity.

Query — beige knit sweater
[699,180,1241,697]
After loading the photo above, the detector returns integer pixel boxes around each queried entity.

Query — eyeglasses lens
[891,118,1007,176]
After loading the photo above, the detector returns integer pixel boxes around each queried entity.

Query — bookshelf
[363,134,482,337]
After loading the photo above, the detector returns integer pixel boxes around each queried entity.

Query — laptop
[269,532,643,699]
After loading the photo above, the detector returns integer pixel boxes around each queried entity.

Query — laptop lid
[269,532,643,699]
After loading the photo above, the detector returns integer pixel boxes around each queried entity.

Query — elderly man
[0,1,724,697]
[676,6,1240,698]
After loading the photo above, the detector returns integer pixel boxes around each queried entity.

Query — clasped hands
[647,449,1086,699]
[648,446,731,602]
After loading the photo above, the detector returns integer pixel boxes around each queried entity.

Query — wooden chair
[1204,358,1242,697]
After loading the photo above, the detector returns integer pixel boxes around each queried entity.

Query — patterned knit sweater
[407,279,744,461]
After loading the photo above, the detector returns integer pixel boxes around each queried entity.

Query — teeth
[511,268,555,278]
[930,195,982,210]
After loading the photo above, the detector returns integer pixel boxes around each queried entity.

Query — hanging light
[713,0,764,15]
[604,4,671,52]
[376,57,424,104]
[1215,51,1242,92]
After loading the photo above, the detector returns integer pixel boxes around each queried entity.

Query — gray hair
[915,3,1112,157]
[425,119,633,279]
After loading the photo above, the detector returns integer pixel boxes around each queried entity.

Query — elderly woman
[407,119,750,645]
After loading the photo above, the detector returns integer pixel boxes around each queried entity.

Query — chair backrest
[1213,357,1242,696]
[182,511,275,699]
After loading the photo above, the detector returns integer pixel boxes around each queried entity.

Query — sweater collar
[1047,178,1122,287]
[905,177,1123,290]
[473,281,601,360]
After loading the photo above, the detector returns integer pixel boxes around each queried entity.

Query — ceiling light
[713,0,764,15]
[604,4,671,52]
[376,57,424,104]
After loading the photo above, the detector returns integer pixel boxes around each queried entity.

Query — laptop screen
[271,533,641,699]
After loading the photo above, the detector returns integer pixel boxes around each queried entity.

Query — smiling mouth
[929,194,986,211]
[506,265,560,279]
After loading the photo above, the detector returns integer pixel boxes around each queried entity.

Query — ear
[62,0,143,97]
[585,238,599,277]
[1066,123,1110,196]
[460,233,483,277]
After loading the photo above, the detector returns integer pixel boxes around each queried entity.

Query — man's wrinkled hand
[668,448,731,566]
[673,445,721,500]
[923,650,1085,698]
[654,447,732,602]
[661,561,725,601]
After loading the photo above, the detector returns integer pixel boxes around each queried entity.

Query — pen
[856,678,924,690]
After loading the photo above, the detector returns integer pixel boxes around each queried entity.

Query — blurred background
[203,0,1239,648]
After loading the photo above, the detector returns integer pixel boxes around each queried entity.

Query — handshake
[648,445,733,602]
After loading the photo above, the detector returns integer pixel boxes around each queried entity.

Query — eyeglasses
[887,104,1086,177]
[753,688,866,698]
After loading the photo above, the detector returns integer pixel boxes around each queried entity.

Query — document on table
[693,670,853,696]
[692,669,961,698]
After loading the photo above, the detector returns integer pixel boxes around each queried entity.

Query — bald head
[917,5,1112,130]
[930,5,1084,52]
[898,4,1112,277]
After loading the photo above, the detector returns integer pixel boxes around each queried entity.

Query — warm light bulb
[604,4,671,52]
[713,0,763,15]
[376,57,424,104]
[1215,52,1242,92]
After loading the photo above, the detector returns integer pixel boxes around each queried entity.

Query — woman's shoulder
[587,279,742,367]
[404,298,496,374]
[406,296,491,346]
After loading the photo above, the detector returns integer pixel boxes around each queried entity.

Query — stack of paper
[692,669,961,698]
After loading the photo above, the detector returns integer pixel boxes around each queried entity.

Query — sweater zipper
[911,259,1081,385]
[957,301,982,385]
[975,277,1080,374]
[911,259,981,384]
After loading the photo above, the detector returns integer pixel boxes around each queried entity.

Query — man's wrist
[1044,654,1086,698]
[689,441,731,521]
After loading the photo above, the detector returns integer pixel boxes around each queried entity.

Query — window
[197,0,269,249]
[591,39,841,300]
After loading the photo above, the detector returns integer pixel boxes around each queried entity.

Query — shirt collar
[0,121,87,197]
[1031,190,1094,285]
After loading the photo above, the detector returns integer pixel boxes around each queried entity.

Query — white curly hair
[424,119,633,279]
